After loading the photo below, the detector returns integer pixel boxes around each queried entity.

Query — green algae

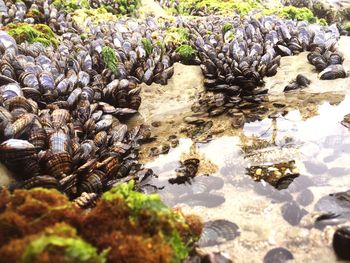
[165,0,263,16]
[165,27,189,45]
[176,44,197,64]
[3,23,58,47]
[23,224,107,263]
[101,46,118,74]
[222,23,233,34]
[52,0,90,12]
[262,6,327,24]
[141,38,153,57]
[345,22,350,31]
[280,6,315,22]
[52,0,140,16]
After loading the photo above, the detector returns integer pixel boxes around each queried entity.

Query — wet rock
[198,219,240,247]
[263,247,294,263]
[333,226,350,260]
[184,116,205,125]
[168,135,179,148]
[314,213,345,230]
[231,112,245,129]
[247,161,299,189]
[185,252,232,263]
[315,190,350,215]
[151,121,162,127]
[296,189,314,206]
[281,201,308,226]
[201,252,232,263]
[341,113,350,128]
[169,158,200,185]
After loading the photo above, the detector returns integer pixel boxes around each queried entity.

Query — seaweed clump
[175,44,198,65]
[3,23,58,47]
[102,46,118,74]
[0,182,202,263]
[81,181,202,263]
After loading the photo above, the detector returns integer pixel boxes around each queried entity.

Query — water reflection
[143,93,350,260]
[145,94,350,203]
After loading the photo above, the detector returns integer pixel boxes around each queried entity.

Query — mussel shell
[198,219,240,247]
[23,175,58,189]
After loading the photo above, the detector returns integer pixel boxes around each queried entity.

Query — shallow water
[139,37,350,261]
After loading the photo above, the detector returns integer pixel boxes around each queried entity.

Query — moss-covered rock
[0,182,202,263]
[83,181,202,263]
[3,23,58,47]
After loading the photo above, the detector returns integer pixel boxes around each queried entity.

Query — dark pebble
[202,252,232,263]
[333,227,350,260]
[263,247,294,263]
[281,201,307,226]
[151,121,161,127]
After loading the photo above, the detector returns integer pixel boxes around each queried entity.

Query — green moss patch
[3,23,58,47]
[175,44,198,64]
[23,224,107,263]
[102,46,118,74]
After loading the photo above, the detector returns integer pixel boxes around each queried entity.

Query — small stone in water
[303,160,328,175]
[263,247,294,263]
[296,189,314,206]
[151,121,161,127]
[333,227,350,260]
[201,252,232,263]
[281,201,307,226]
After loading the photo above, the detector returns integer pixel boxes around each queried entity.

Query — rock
[263,247,294,263]
[296,188,314,206]
[281,201,308,226]
[333,226,350,260]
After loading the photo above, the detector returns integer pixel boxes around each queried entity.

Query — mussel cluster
[0,25,167,202]
[187,16,343,98]
[307,48,346,80]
